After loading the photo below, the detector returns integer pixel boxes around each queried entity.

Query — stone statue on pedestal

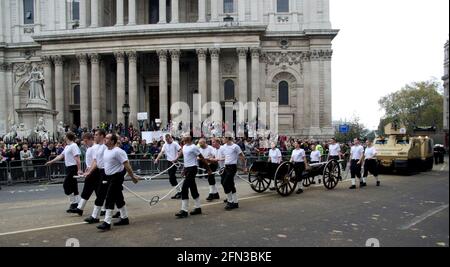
[34,117,49,141]
[26,67,48,109]
[16,123,31,140]
[57,121,66,141]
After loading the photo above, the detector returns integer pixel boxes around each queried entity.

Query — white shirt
[162,142,181,162]
[350,145,364,160]
[183,144,201,168]
[213,146,224,168]
[328,143,341,156]
[364,147,378,160]
[199,145,215,160]
[220,143,243,165]
[268,148,282,164]
[291,148,306,163]
[94,144,107,169]
[310,150,321,162]
[63,143,81,167]
[103,147,128,176]
[85,144,98,169]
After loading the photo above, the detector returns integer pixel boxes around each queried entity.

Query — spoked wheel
[274,162,298,197]
[248,163,271,193]
[323,160,341,190]
[302,176,315,187]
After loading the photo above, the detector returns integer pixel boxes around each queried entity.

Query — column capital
[114,51,126,63]
[0,63,12,72]
[157,49,168,61]
[210,48,220,59]
[41,55,53,67]
[250,47,261,58]
[127,51,138,63]
[237,47,248,58]
[76,54,89,65]
[196,48,208,60]
[170,49,181,60]
[89,54,102,64]
[52,55,64,66]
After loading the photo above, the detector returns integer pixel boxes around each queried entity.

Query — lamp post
[256,97,261,134]
[122,103,130,138]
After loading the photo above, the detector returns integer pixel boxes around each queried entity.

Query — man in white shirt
[97,134,139,231]
[291,141,309,194]
[155,134,182,199]
[349,138,365,189]
[68,133,99,216]
[327,138,342,161]
[309,144,322,184]
[362,139,381,187]
[199,138,220,201]
[218,137,247,210]
[175,136,211,218]
[268,142,282,191]
[45,132,82,212]
[82,129,110,224]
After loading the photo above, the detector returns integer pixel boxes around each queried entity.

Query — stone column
[309,51,320,129]
[158,50,168,125]
[42,56,53,110]
[116,0,124,26]
[250,0,258,21]
[53,55,65,123]
[237,47,248,105]
[79,0,88,28]
[90,54,101,128]
[115,52,126,124]
[0,64,7,135]
[90,0,99,27]
[171,0,179,23]
[323,50,333,128]
[250,48,260,120]
[290,0,298,23]
[198,0,206,22]
[77,54,90,128]
[238,0,246,22]
[210,48,220,105]
[59,0,67,29]
[159,0,167,23]
[268,0,275,25]
[197,48,208,111]
[128,0,137,25]
[170,49,181,117]
[211,0,219,22]
[127,51,138,126]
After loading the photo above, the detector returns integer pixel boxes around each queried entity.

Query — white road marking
[398,204,449,230]
[0,222,87,237]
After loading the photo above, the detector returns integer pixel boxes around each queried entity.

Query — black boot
[296,189,304,194]
[349,185,357,189]
[84,216,100,224]
[175,210,189,218]
[100,210,106,217]
[190,208,202,215]
[214,193,220,200]
[206,194,214,201]
[360,182,367,187]
[97,222,111,231]
[376,181,381,187]
[68,208,83,216]
[225,202,238,210]
[171,192,182,199]
[112,211,121,219]
[114,218,130,226]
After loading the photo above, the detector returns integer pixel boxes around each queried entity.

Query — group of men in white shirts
[46,131,380,231]
[46,130,140,231]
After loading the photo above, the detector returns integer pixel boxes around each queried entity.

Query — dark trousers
[168,163,178,187]
[181,166,199,200]
[104,170,126,210]
[94,169,108,207]
[363,159,379,177]
[350,159,362,179]
[81,168,101,201]
[222,164,237,194]
[63,165,79,196]
[293,162,305,181]
[328,155,340,161]
[199,161,218,186]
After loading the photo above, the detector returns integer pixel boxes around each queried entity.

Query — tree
[378,80,444,134]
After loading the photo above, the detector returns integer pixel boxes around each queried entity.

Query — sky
[330,0,449,130]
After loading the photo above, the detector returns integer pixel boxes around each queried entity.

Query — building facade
[443,40,449,148]
[0,0,338,138]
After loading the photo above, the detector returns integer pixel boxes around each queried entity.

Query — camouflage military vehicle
[374,123,434,173]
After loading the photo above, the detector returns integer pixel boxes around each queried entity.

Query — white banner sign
[141,131,169,144]
[137,112,148,121]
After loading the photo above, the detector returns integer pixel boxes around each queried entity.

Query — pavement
[0,161,448,247]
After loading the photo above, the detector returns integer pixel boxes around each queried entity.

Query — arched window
[224,80,235,100]
[277,0,289,13]
[278,81,289,105]
[23,0,35,24]
[224,0,234,13]
[73,85,80,105]
[72,0,80,21]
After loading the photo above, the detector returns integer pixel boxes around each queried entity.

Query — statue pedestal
[16,108,59,139]
[26,99,49,109]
